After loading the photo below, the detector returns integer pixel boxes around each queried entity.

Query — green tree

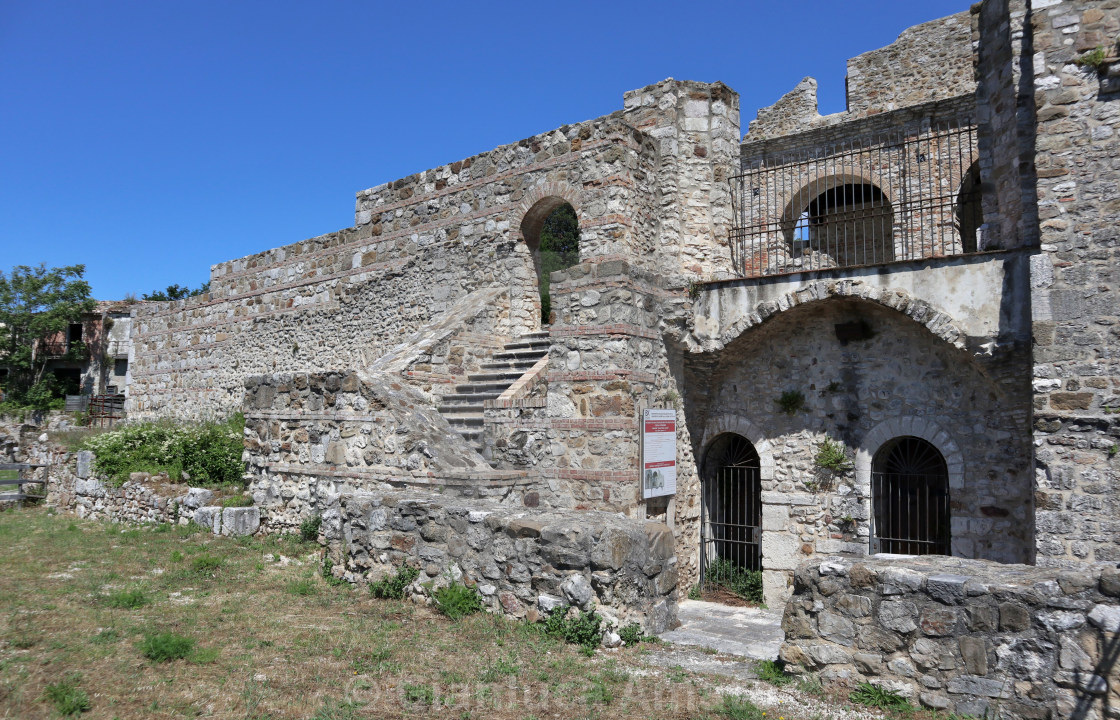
[538,204,579,323]
[0,264,96,410]
[141,281,210,301]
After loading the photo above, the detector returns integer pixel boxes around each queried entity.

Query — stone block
[879,600,919,633]
[76,450,93,479]
[959,636,988,675]
[926,573,969,604]
[194,506,221,531]
[182,487,214,510]
[221,507,260,536]
[761,532,803,570]
[818,611,856,644]
[999,602,1031,631]
[947,675,1013,699]
[1087,603,1120,632]
[561,573,593,610]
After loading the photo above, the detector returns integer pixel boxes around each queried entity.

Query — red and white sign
[642,408,677,499]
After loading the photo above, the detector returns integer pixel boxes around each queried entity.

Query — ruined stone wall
[845,12,975,117]
[1027,0,1120,567]
[745,13,974,141]
[128,114,662,421]
[328,489,680,634]
[781,555,1120,719]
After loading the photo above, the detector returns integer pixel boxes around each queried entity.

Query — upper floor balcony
[729,119,981,279]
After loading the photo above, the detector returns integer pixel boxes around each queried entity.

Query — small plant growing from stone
[368,565,419,600]
[1110,444,1118,458]
[299,513,322,542]
[814,436,853,473]
[687,584,702,600]
[321,558,346,587]
[540,605,604,654]
[432,581,484,620]
[775,390,806,415]
[687,279,702,300]
[1076,45,1109,70]
[618,622,646,646]
[220,494,253,508]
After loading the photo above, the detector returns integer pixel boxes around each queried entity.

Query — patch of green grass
[404,683,434,705]
[139,632,195,662]
[540,606,603,651]
[432,582,484,621]
[299,514,322,542]
[850,682,914,711]
[105,587,150,609]
[41,673,91,716]
[90,629,120,645]
[169,550,183,563]
[191,554,223,573]
[220,494,253,508]
[717,694,765,719]
[308,699,366,720]
[477,656,519,683]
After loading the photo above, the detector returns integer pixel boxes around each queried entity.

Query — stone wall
[781,555,1120,719]
[327,489,680,634]
[1025,0,1120,567]
[745,13,974,140]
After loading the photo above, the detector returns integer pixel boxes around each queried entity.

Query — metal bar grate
[871,471,951,555]
[731,121,979,278]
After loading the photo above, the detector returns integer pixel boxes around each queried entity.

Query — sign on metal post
[641,408,677,499]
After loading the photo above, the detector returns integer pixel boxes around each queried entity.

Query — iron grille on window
[730,121,980,278]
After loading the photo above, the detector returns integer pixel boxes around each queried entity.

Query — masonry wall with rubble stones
[1026,0,1120,568]
[327,489,680,634]
[781,555,1120,719]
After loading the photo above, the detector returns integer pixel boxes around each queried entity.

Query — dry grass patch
[0,506,859,719]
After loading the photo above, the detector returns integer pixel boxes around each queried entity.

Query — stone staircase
[438,332,549,453]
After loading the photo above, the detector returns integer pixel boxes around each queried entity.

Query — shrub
[299,513,322,542]
[1076,45,1108,69]
[618,622,644,646]
[755,659,793,686]
[432,582,484,620]
[540,606,603,651]
[80,414,245,487]
[191,554,223,573]
[139,632,195,662]
[41,674,90,716]
[706,558,763,603]
[368,565,419,600]
[775,390,805,415]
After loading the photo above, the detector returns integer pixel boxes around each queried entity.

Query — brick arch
[698,414,775,481]
[716,281,969,355]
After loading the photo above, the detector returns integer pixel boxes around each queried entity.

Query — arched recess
[780,174,896,267]
[699,414,775,482]
[856,416,963,555]
[871,437,951,555]
[955,161,982,253]
[517,189,582,325]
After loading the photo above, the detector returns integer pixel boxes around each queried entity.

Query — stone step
[439,392,501,404]
[502,339,550,351]
[453,381,513,394]
[456,428,483,445]
[465,370,525,383]
[445,415,483,428]
[491,349,548,362]
[479,359,540,371]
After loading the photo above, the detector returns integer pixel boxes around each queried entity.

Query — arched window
[955,162,982,253]
[871,436,950,555]
[520,200,579,324]
[799,183,894,267]
[700,433,762,592]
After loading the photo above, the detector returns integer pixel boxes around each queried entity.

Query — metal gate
[700,433,762,590]
[871,436,950,555]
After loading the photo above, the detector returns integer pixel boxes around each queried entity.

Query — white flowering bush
[81,414,245,487]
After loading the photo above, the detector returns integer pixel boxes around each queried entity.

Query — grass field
[0,506,934,720]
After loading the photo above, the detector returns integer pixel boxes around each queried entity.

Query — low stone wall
[47,451,182,525]
[327,489,680,634]
[781,555,1120,719]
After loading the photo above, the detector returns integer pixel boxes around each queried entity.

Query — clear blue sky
[1,0,968,300]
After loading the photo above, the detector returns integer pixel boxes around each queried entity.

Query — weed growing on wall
[81,413,245,487]
[814,436,853,472]
[368,565,419,600]
[775,390,806,415]
[432,581,484,620]
[540,606,604,653]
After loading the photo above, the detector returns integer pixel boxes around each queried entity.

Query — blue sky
[0,0,968,300]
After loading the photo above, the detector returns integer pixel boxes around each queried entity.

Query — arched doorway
[871,436,951,555]
[700,433,762,595]
[800,183,894,267]
[955,162,982,253]
[519,199,579,324]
